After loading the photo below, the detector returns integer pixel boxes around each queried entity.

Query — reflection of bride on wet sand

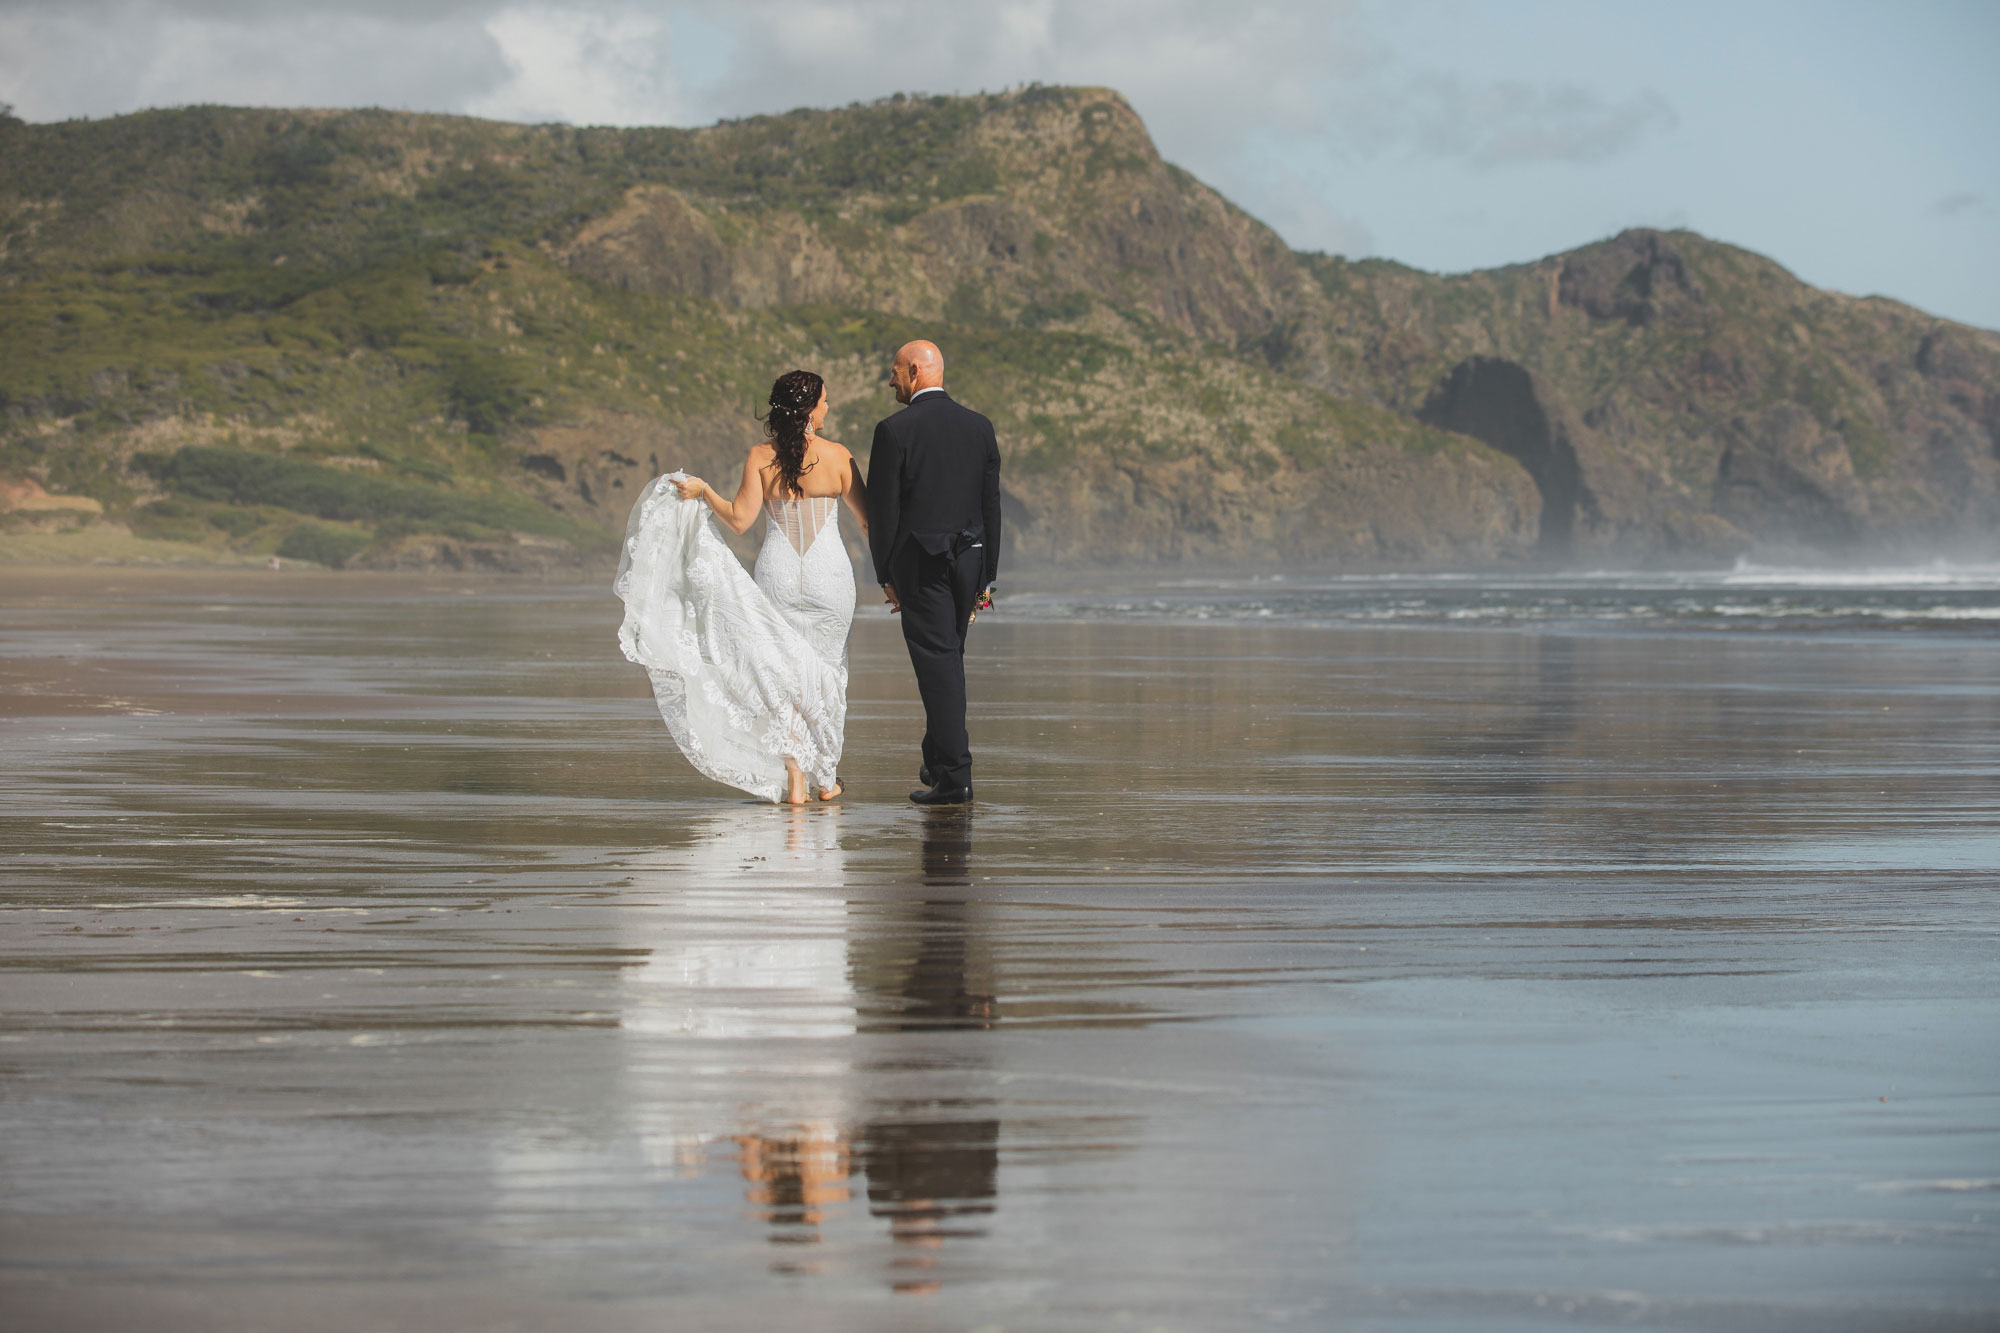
[620,807,997,1289]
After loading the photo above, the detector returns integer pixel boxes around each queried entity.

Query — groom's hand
[881,583,901,614]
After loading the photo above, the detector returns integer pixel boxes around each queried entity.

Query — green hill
[2,89,1994,569]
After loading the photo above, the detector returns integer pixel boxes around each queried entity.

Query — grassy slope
[6,91,1987,566]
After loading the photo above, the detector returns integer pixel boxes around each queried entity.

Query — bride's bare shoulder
[802,439,852,472]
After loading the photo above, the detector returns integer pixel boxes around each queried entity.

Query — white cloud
[683,0,1363,159]
[467,3,684,125]
[0,2,511,118]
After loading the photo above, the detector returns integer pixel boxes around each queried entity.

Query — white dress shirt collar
[910,385,946,401]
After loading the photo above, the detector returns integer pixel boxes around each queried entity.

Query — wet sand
[3,568,1998,1330]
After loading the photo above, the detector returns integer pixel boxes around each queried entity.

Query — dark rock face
[1557,229,1705,327]
[561,187,735,300]
[1419,357,1593,554]
[1713,405,1868,546]
[513,411,730,529]
[1917,326,2000,458]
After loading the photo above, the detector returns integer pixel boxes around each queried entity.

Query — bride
[614,370,868,805]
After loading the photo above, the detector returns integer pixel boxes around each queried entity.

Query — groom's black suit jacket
[867,389,1002,590]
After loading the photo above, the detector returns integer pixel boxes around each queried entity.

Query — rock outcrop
[1712,404,1869,547]
[1556,228,1707,327]
[1317,228,2000,559]
[550,91,1307,344]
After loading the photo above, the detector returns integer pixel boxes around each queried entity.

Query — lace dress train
[614,474,856,802]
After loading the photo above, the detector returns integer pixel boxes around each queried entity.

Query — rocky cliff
[1298,229,2000,561]
[1,88,1993,570]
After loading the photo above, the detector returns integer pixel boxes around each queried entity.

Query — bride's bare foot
[816,779,843,801]
[783,758,807,805]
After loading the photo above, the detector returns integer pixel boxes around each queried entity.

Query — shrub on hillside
[441,348,540,437]
[276,521,370,568]
[206,506,266,538]
[128,501,211,544]
[140,445,568,535]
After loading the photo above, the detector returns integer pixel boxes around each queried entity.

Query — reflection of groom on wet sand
[867,340,1002,807]
[857,810,997,1293]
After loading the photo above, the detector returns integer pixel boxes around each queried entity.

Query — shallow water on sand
[3,568,1998,1331]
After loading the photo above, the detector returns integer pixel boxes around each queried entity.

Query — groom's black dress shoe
[909,783,972,806]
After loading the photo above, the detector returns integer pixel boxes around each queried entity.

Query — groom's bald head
[890,339,944,404]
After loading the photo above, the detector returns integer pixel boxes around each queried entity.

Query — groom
[867,339,1002,806]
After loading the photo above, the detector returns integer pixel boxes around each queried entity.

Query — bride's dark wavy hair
[763,369,824,496]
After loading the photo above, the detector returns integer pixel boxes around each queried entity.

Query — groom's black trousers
[891,537,984,790]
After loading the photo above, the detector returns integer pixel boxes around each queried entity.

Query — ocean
[1007,558,2000,633]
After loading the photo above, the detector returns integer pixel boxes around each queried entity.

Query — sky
[2,0,1995,329]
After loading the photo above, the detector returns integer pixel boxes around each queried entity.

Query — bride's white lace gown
[615,473,857,802]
